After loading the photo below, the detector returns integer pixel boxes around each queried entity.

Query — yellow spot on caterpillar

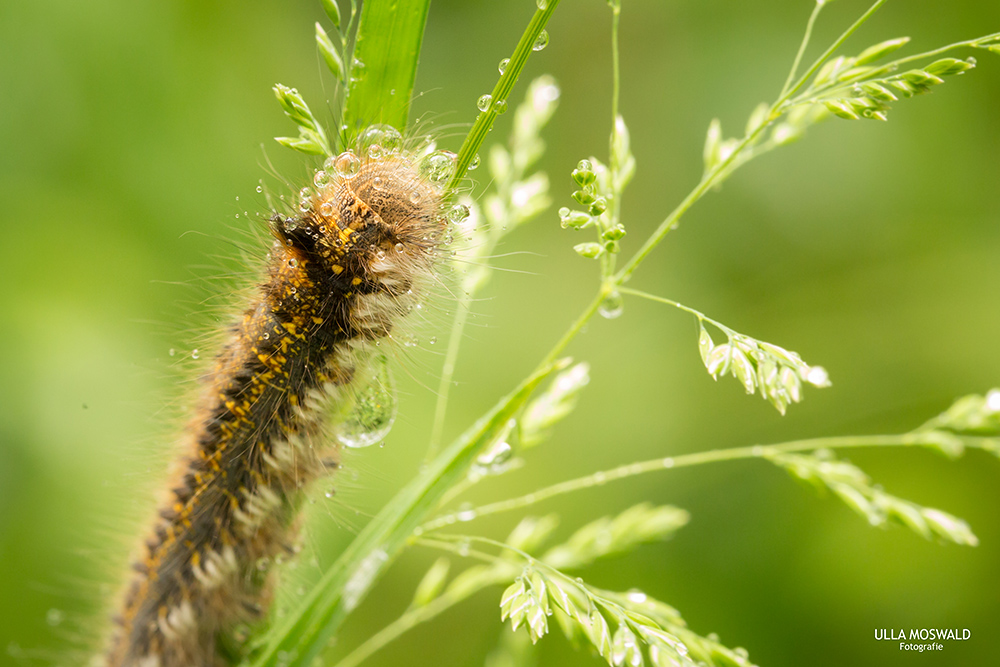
[351,277,362,285]
[332,264,344,274]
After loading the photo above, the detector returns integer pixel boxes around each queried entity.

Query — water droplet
[46,609,64,626]
[447,203,470,224]
[191,349,200,360]
[263,332,270,340]
[337,355,397,449]
[394,242,404,253]
[287,258,298,268]
[372,176,384,190]
[494,99,508,114]
[319,201,334,217]
[334,151,361,178]
[598,290,624,319]
[577,159,593,172]
[358,124,403,153]
[536,0,549,8]
[409,190,422,204]
[456,502,477,522]
[367,144,383,160]
[966,56,977,66]
[313,170,330,187]
[467,154,481,170]
[418,150,457,185]
[475,439,512,472]
[256,185,263,193]
[532,30,549,51]
[325,487,335,498]
[477,94,492,112]
[299,187,313,200]
[351,57,366,79]
[168,348,175,356]
[428,336,437,345]
[626,590,647,603]
[498,58,510,74]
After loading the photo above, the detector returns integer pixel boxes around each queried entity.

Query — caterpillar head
[271,129,458,293]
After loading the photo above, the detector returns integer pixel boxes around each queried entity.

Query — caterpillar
[104,127,457,667]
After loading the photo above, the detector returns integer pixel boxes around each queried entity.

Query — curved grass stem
[421,434,997,531]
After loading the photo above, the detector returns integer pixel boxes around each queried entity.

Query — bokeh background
[1,1,998,666]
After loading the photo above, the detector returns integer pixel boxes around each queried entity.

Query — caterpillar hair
[103,127,459,667]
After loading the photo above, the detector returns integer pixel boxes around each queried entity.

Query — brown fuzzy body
[105,152,446,667]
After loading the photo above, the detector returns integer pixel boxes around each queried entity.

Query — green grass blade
[449,0,561,188]
[341,0,431,138]
[246,360,567,667]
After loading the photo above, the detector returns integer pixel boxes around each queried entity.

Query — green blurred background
[1,0,998,665]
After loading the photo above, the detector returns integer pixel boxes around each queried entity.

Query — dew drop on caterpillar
[103,125,462,667]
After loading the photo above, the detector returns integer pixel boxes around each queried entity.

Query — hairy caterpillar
[104,127,458,667]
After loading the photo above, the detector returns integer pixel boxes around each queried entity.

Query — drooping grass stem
[421,434,997,532]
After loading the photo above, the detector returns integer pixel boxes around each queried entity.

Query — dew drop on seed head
[337,355,397,449]
[367,144,383,160]
[288,258,298,268]
[477,94,493,112]
[532,30,549,51]
[598,290,624,319]
[313,170,330,187]
[256,185,263,193]
[191,349,200,360]
[409,190,422,204]
[394,242,404,253]
[168,348,175,356]
[334,151,361,178]
[372,176,384,190]
[319,201,334,217]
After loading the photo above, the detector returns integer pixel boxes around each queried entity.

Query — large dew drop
[418,150,457,186]
[598,290,624,319]
[358,124,403,153]
[338,355,397,448]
